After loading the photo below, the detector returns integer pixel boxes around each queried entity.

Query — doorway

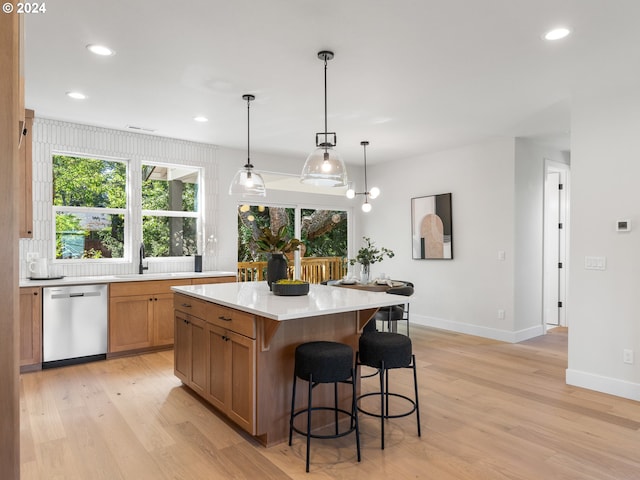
[543,160,570,329]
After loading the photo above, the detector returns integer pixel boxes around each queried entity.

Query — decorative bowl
[272,281,310,296]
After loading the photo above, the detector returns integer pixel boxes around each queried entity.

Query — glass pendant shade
[229,93,266,197]
[300,146,347,187]
[301,50,348,187]
[361,201,372,212]
[369,186,380,199]
[228,167,266,196]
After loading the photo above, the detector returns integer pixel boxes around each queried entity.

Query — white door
[543,162,569,328]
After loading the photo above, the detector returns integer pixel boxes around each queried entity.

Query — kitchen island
[172,281,410,446]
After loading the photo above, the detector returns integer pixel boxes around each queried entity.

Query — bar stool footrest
[357,391,417,419]
[291,406,357,439]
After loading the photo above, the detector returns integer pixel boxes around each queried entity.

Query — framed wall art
[411,193,453,259]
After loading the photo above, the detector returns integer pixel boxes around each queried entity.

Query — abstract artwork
[411,193,453,259]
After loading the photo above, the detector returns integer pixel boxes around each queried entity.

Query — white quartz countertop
[172,281,411,321]
[19,271,237,287]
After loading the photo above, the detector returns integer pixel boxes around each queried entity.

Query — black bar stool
[289,341,361,472]
[357,331,421,449]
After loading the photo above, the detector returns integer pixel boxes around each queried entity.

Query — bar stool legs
[289,341,361,472]
[357,333,421,450]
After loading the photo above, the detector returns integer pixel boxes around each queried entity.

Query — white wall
[567,88,640,401]
[363,139,525,341]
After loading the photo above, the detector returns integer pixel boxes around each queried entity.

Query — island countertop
[171,281,409,321]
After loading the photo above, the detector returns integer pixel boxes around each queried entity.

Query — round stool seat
[359,332,412,369]
[374,305,405,321]
[295,341,353,383]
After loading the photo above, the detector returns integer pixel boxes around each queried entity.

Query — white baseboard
[566,369,640,401]
[411,314,544,343]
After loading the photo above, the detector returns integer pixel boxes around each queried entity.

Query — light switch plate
[585,256,606,270]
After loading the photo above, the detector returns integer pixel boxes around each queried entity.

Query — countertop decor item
[349,237,394,284]
[255,226,301,289]
[272,279,310,296]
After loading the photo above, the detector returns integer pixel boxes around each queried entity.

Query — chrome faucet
[139,243,148,274]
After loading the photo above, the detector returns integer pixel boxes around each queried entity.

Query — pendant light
[300,50,348,187]
[346,141,380,212]
[229,94,266,197]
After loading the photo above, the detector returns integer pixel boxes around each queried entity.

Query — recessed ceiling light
[194,116,209,122]
[66,91,87,100]
[544,27,571,41]
[86,44,115,56]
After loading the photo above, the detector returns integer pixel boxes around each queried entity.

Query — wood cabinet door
[207,323,228,412]
[109,295,153,352]
[19,287,41,368]
[189,316,207,396]
[226,331,256,434]
[174,311,191,383]
[153,293,175,346]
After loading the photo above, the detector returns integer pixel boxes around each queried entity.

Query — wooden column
[0,10,21,480]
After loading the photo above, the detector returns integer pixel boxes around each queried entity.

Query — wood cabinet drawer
[174,293,211,320]
[111,279,191,297]
[209,306,255,339]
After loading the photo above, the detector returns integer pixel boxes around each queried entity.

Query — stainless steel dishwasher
[42,284,108,368]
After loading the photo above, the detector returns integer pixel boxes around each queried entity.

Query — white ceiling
[24,0,640,165]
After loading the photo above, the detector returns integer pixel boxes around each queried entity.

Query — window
[237,205,296,261]
[300,208,348,257]
[142,164,200,257]
[53,155,127,259]
[236,203,348,282]
[52,155,202,262]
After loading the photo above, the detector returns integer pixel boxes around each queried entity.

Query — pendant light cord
[246,96,251,168]
[363,142,368,195]
[323,54,328,149]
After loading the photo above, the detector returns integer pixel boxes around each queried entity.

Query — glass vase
[360,263,371,284]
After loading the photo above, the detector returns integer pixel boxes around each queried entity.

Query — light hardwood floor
[20,326,640,479]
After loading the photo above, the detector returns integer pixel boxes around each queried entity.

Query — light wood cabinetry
[19,287,42,371]
[191,276,236,285]
[174,294,256,434]
[109,276,236,355]
[174,310,208,397]
[18,108,33,238]
[109,279,192,354]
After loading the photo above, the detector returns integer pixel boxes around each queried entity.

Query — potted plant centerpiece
[349,236,394,284]
[255,226,301,289]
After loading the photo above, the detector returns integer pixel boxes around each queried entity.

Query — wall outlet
[26,252,40,262]
[623,349,634,364]
[497,309,505,320]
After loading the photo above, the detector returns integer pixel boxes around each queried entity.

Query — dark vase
[267,253,288,290]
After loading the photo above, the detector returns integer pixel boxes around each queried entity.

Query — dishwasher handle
[50,291,102,300]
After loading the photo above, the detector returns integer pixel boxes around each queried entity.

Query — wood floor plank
[20,325,640,479]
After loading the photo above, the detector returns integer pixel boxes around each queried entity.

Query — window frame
[50,154,204,264]
[51,152,131,263]
[141,161,203,259]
